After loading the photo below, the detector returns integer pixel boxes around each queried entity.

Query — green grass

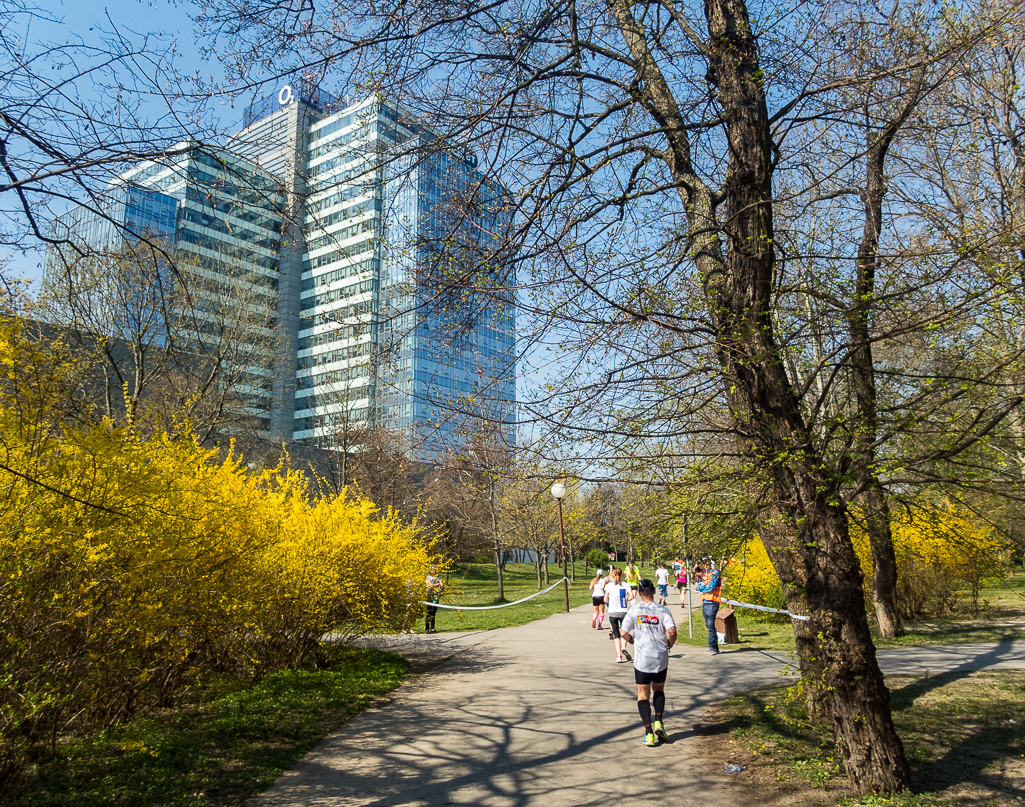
[874,573,1025,649]
[711,669,1025,805]
[3,647,408,807]
[428,561,595,632]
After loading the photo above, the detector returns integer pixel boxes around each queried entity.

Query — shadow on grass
[888,636,1018,703]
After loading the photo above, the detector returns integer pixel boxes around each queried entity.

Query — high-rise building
[231,85,516,457]
[44,147,285,431]
[45,85,517,458]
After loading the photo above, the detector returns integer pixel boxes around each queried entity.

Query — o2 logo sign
[278,85,295,106]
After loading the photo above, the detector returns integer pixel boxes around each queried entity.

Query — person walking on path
[655,562,670,605]
[604,567,632,663]
[621,579,677,746]
[675,563,688,609]
[424,565,444,634]
[589,569,608,629]
[625,561,640,603]
[696,558,722,655]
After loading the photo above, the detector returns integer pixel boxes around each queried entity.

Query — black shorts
[592,596,605,607]
[629,585,639,591]
[676,581,686,589]
[634,667,668,685]
[609,615,624,638]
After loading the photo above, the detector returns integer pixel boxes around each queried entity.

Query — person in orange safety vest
[696,558,722,655]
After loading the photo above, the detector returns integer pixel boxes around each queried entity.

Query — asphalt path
[252,605,1025,807]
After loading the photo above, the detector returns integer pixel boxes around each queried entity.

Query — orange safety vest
[701,569,722,603]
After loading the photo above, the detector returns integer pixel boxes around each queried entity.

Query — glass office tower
[233,88,517,458]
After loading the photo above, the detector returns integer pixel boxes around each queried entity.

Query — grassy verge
[874,574,1025,649]
[684,572,1025,653]
[3,647,408,807]
[428,561,595,632]
[708,669,1025,806]
[424,563,1025,647]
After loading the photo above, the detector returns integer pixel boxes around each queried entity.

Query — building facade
[45,148,285,431]
[46,86,517,457]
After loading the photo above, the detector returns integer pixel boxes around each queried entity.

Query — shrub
[586,548,608,570]
[723,538,789,622]
[851,503,1009,620]
[0,316,438,784]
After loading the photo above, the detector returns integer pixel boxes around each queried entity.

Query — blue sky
[7,0,218,287]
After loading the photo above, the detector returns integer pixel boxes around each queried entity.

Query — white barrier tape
[686,586,810,621]
[720,597,810,621]
[424,577,569,611]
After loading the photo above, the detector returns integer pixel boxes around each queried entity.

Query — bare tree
[39,242,279,443]
[441,426,515,600]
[0,3,211,258]
[500,472,557,587]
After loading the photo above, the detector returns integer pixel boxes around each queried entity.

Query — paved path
[253,607,1025,807]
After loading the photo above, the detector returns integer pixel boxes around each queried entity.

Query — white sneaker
[616,656,624,663]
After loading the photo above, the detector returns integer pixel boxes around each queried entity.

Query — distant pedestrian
[672,557,683,575]
[675,563,688,609]
[589,569,608,629]
[604,567,632,663]
[621,578,677,746]
[655,562,670,605]
[424,565,444,634]
[696,558,722,655]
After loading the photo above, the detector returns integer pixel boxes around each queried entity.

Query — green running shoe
[653,720,668,741]
[642,732,658,747]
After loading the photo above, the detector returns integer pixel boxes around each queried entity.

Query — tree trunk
[494,545,505,600]
[863,485,903,638]
[605,0,912,791]
[850,83,926,639]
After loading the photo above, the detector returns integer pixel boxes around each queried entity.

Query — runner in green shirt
[625,561,640,603]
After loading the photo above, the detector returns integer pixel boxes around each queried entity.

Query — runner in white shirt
[588,569,608,629]
[604,567,632,663]
[621,578,677,747]
[655,563,671,605]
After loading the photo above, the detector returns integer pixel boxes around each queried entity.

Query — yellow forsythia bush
[723,538,788,622]
[850,503,1009,620]
[0,316,437,780]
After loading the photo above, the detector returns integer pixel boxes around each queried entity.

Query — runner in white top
[604,567,632,663]
[655,563,671,605]
[621,578,677,746]
[589,569,608,629]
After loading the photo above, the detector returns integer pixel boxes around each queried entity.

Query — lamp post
[550,482,570,612]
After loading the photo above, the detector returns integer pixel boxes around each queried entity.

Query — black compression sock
[637,699,652,732]
[653,690,665,720]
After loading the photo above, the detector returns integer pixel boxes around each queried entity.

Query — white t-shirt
[622,601,677,673]
[591,577,607,597]
[655,568,670,586]
[606,583,630,617]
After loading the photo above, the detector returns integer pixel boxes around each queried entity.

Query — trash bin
[715,607,739,644]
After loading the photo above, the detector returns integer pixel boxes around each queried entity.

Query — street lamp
[550,482,570,612]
